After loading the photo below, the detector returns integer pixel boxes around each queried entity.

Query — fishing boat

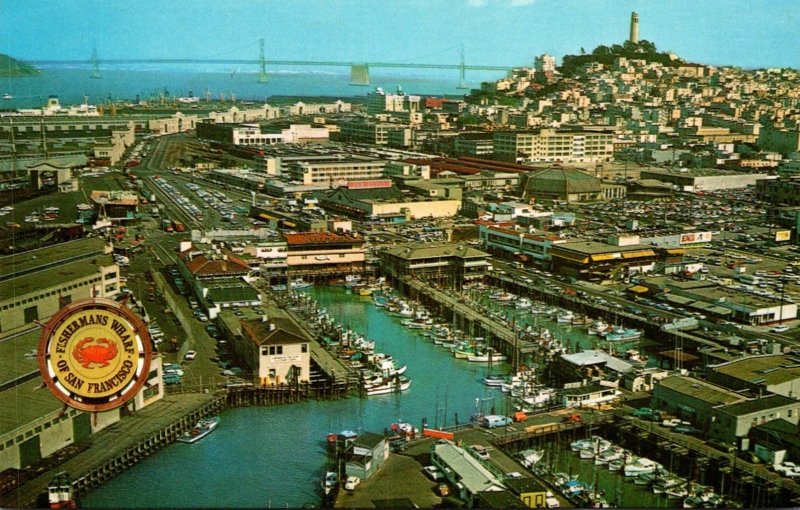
[365,376,411,396]
[515,297,532,309]
[468,353,508,363]
[624,457,662,477]
[290,278,314,290]
[47,471,77,509]
[177,416,220,443]
[372,294,388,307]
[394,304,414,318]
[2,93,12,100]
[484,375,506,387]
[605,326,642,342]
[517,448,544,468]
[587,319,610,336]
[555,310,574,323]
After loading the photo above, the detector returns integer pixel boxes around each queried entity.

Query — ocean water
[1,66,504,108]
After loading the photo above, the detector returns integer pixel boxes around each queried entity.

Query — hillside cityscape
[3,8,800,510]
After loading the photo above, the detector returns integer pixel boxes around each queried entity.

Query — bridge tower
[350,64,370,86]
[90,43,101,79]
[258,38,268,83]
[457,44,468,89]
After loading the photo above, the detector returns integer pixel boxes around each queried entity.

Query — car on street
[771,325,790,333]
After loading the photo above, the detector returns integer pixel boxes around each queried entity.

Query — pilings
[71,394,227,497]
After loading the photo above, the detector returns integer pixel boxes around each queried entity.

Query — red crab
[72,337,118,368]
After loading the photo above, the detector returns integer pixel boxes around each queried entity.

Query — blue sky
[1,0,798,69]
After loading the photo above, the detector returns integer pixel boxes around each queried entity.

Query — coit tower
[630,12,639,43]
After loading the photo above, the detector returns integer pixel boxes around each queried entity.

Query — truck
[173,220,185,233]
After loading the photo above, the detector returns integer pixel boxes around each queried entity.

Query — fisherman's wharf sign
[38,298,152,412]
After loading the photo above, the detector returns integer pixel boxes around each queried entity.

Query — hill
[0,54,40,77]
[560,40,684,76]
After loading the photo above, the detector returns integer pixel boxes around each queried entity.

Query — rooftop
[552,240,656,255]
[283,231,364,245]
[382,242,489,261]
[0,253,115,301]
[561,350,634,374]
[710,353,800,387]
[433,442,505,495]
[240,316,310,346]
[0,237,109,282]
[657,375,745,406]
[717,394,798,416]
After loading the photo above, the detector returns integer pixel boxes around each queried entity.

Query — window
[301,343,308,353]
[23,306,38,324]
[277,346,283,355]
[269,346,276,355]
[105,272,117,280]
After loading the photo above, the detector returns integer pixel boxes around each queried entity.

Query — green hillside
[0,54,40,77]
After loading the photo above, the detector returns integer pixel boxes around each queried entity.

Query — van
[481,415,513,429]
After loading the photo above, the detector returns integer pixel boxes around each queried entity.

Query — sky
[1,0,798,69]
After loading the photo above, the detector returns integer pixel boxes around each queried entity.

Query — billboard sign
[775,230,791,242]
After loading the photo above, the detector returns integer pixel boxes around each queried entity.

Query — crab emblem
[72,337,118,369]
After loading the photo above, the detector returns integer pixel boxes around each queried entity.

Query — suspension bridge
[28,40,518,88]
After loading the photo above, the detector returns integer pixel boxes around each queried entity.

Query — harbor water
[83,286,669,507]
[1,67,504,108]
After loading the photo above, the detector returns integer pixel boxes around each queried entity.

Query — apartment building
[493,128,615,163]
[284,155,386,186]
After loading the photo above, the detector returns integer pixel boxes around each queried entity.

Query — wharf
[0,393,223,509]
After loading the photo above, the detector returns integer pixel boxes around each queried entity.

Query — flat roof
[0,237,108,281]
[718,394,798,417]
[657,375,744,406]
[711,354,800,387]
[0,253,114,301]
[552,240,655,255]
[383,242,489,260]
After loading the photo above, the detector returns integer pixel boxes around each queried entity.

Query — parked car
[771,325,790,333]
[470,444,490,461]
[632,408,661,421]
[673,424,702,435]
[344,476,361,491]
[423,465,444,481]
[184,350,197,361]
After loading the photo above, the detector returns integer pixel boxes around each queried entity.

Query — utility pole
[258,38,269,84]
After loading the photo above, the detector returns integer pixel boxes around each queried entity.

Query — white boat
[177,416,220,443]
[290,278,313,290]
[555,310,574,323]
[484,375,506,387]
[2,93,12,100]
[587,319,610,336]
[395,305,414,318]
[365,376,411,396]
[518,448,544,468]
[624,457,662,477]
[468,353,508,363]
[515,297,532,309]
[605,326,642,342]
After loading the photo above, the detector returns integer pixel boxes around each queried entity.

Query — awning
[283,221,296,228]
[259,213,278,221]
[664,248,686,256]
[590,253,619,262]
[553,252,590,264]
[628,285,650,294]
[622,250,656,259]
[664,294,694,305]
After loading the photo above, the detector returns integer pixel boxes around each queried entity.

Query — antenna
[258,38,268,83]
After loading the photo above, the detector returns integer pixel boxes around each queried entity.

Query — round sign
[37,298,152,412]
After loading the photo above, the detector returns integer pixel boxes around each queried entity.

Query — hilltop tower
[629,12,639,44]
